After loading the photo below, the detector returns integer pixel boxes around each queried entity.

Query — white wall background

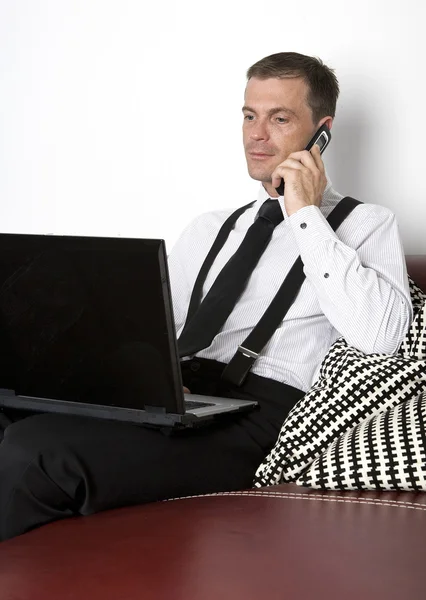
[0,0,425,253]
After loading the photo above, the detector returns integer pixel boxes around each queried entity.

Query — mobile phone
[275,124,331,196]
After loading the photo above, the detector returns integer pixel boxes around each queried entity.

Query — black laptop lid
[0,234,184,413]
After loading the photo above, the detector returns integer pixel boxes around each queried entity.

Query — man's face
[242,77,321,193]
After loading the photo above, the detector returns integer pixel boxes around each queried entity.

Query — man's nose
[250,119,269,141]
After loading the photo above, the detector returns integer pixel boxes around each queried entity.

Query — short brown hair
[246,52,339,123]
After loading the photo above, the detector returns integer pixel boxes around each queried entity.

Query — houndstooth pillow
[253,276,426,489]
[296,279,426,491]
[406,275,426,313]
[297,389,426,491]
[398,276,426,360]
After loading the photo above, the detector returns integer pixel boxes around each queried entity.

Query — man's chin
[247,168,272,184]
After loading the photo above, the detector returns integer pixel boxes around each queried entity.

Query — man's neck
[262,183,279,199]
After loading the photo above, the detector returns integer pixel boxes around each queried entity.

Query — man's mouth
[249,152,273,160]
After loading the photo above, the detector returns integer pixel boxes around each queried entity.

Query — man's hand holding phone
[272,143,327,217]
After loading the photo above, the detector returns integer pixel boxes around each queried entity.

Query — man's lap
[0,359,304,540]
[0,410,267,540]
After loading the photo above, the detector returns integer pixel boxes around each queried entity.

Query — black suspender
[181,196,362,386]
[185,201,256,323]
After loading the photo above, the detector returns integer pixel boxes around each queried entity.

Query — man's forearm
[289,204,412,354]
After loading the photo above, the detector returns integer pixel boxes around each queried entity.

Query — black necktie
[178,199,284,357]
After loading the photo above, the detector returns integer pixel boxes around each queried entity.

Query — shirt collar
[255,185,285,217]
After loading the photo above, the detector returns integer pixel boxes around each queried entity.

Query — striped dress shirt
[168,180,412,392]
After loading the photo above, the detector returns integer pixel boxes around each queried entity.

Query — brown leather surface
[406,254,426,290]
[2,484,426,600]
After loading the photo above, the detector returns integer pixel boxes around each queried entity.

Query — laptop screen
[0,234,184,413]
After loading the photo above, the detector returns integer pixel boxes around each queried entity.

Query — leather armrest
[406,254,426,290]
[1,484,425,599]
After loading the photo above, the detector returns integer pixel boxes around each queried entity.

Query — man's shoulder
[322,187,395,223]
[184,205,246,234]
[342,198,396,226]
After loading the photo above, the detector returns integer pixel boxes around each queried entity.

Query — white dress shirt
[168,180,412,392]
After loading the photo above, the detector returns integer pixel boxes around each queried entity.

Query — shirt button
[324,273,330,278]
[190,361,201,372]
[300,223,307,229]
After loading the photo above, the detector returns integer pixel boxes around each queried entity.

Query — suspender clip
[221,345,259,387]
[238,345,259,360]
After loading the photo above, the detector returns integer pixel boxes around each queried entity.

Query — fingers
[309,143,325,174]
[271,143,327,214]
[272,147,324,189]
[287,147,323,172]
[183,386,191,394]
[271,158,306,189]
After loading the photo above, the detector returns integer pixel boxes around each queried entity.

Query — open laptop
[0,233,257,428]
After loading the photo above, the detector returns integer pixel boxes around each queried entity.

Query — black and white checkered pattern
[298,389,426,490]
[407,276,426,313]
[253,276,426,489]
[399,277,426,361]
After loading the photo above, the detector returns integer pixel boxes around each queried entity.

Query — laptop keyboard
[184,399,214,410]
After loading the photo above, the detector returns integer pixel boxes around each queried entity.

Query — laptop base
[0,389,258,429]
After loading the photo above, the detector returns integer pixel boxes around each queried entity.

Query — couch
[1,255,425,600]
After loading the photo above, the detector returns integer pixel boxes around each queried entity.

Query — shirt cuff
[288,205,340,258]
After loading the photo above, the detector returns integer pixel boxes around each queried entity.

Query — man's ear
[318,116,333,131]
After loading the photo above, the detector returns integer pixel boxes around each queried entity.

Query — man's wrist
[285,202,310,217]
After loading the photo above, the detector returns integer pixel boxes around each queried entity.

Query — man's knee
[0,415,81,541]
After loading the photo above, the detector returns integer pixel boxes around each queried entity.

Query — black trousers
[0,358,304,541]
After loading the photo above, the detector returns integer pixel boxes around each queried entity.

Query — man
[0,52,411,541]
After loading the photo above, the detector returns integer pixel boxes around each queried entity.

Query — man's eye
[244,115,254,121]
[276,117,288,124]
